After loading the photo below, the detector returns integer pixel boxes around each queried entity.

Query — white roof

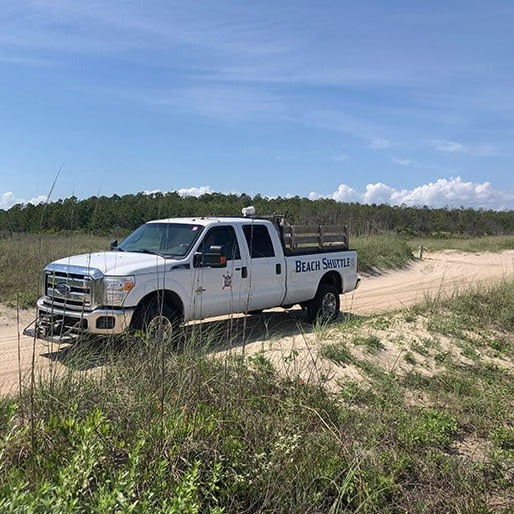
[147,216,270,227]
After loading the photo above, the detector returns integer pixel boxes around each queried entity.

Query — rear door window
[243,225,275,258]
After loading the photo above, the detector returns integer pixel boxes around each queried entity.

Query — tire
[134,299,179,341]
[307,284,340,323]
[248,309,263,315]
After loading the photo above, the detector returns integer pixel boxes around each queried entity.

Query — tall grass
[0,269,513,510]
[0,232,114,308]
[352,235,414,272]
[408,234,514,253]
[415,278,514,333]
[0,329,502,513]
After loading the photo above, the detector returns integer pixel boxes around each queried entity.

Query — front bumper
[23,298,135,343]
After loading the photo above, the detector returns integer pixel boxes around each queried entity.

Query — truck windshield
[117,223,204,258]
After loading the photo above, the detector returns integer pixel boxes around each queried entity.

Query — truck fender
[130,289,184,330]
[317,271,343,294]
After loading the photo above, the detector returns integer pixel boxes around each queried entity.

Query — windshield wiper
[135,248,163,257]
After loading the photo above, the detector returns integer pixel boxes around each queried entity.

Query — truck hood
[50,251,181,276]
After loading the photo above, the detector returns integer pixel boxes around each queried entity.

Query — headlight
[103,275,135,306]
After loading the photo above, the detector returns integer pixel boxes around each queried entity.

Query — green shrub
[399,409,458,449]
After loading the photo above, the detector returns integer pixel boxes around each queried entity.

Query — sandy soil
[341,248,514,314]
[1,249,513,397]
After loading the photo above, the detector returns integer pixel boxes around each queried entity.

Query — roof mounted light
[242,206,256,217]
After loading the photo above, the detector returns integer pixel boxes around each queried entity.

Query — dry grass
[0,232,114,307]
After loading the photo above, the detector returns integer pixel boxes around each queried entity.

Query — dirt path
[342,249,514,314]
[1,250,513,397]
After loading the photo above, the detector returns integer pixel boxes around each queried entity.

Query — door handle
[276,263,282,275]
[241,266,248,278]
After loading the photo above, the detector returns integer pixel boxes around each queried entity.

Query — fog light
[96,316,115,330]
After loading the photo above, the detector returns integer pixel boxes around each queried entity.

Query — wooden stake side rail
[281,224,348,251]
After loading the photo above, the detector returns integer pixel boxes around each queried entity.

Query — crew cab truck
[24,211,360,343]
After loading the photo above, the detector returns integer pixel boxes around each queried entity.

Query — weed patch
[319,343,354,366]
[353,334,385,354]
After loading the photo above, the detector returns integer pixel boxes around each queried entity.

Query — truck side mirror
[194,246,227,268]
[110,239,118,251]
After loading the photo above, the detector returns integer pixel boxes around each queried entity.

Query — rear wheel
[307,284,340,322]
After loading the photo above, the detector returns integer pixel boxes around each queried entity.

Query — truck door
[192,225,247,319]
[241,223,286,311]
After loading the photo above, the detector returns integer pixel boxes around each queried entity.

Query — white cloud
[331,153,348,162]
[308,177,514,210]
[430,139,504,156]
[362,183,396,205]
[0,192,47,210]
[310,184,359,202]
[332,184,360,202]
[144,186,214,198]
[143,189,162,197]
[176,186,213,197]
[431,139,465,153]
[0,192,15,209]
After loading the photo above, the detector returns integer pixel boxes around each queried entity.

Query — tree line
[0,191,513,237]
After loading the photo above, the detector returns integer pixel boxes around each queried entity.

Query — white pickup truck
[25,212,360,343]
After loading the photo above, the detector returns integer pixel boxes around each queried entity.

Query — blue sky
[1,0,513,210]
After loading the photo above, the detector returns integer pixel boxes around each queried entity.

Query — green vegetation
[352,334,384,354]
[0,232,112,308]
[0,331,506,512]
[408,234,514,253]
[1,192,513,307]
[0,194,513,510]
[353,235,414,272]
[1,191,513,236]
[319,342,354,365]
[1,280,513,511]
[415,278,514,337]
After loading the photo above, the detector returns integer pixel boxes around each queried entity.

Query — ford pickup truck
[24,211,360,343]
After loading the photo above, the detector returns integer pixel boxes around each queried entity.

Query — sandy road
[1,250,513,397]
[342,249,514,314]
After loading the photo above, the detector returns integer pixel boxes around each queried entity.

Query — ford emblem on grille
[55,283,72,295]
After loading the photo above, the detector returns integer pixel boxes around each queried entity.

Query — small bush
[399,409,458,449]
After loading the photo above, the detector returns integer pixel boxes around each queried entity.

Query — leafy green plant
[399,409,458,449]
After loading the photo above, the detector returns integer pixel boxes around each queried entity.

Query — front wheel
[134,300,179,341]
[307,284,340,323]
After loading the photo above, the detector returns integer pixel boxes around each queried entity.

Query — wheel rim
[321,292,338,317]
[146,315,173,339]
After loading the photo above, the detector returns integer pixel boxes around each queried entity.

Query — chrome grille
[42,264,103,312]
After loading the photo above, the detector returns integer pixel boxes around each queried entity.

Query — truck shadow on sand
[40,308,366,371]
